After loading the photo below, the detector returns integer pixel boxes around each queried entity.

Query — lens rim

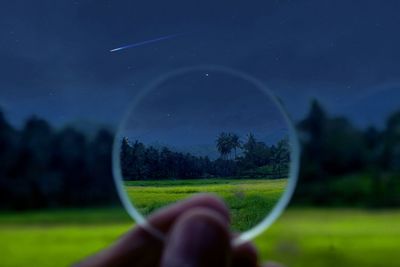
[112,65,300,245]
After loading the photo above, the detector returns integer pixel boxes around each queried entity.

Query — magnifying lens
[112,65,300,245]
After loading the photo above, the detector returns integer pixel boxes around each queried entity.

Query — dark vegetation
[0,114,118,210]
[0,100,399,210]
[295,101,400,207]
[120,133,290,180]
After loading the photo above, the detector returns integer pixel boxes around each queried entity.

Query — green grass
[256,209,400,267]
[0,208,399,267]
[0,208,129,225]
[124,178,287,231]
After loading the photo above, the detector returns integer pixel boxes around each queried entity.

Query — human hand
[75,194,284,267]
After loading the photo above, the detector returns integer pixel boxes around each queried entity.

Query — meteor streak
[110,33,183,52]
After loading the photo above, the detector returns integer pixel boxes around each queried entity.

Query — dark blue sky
[121,69,289,151]
[1,0,400,129]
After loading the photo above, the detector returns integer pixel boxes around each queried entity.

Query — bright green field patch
[257,209,400,267]
[0,208,129,226]
[124,179,287,231]
[1,208,399,267]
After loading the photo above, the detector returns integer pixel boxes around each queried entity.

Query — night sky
[120,69,289,154]
[1,0,400,130]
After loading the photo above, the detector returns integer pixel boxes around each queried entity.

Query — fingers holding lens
[113,66,299,243]
[161,207,231,267]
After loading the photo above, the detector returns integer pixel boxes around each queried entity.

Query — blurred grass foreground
[0,207,399,267]
[0,100,400,266]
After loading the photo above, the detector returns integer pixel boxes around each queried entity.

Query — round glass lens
[113,66,299,244]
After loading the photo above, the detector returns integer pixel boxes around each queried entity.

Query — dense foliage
[0,100,399,210]
[295,101,400,207]
[120,134,290,180]
[0,114,118,210]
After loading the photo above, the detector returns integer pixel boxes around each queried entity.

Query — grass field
[0,208,399,267]
[124,178,287,231]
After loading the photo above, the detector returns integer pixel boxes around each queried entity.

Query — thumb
[161,208,231,267]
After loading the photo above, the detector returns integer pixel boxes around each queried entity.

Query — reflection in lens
[113,66,299,241]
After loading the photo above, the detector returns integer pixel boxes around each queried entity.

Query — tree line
[0,99,399,210]
[0,113,118,210]
[295,101,400,207]
[120,133,290,180]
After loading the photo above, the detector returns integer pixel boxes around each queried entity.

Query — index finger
[74,194,230,267]
[148,193,230,233]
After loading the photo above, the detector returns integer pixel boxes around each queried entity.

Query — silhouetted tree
[0,110,19,208]
[229,133,241,159]
[88,129,118,204]
[382,111,400,171]
[216,132,232,159]
[52,127,88,205]
[298,100,327,182]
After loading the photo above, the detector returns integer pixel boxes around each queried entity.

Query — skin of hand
[74,194,284,267]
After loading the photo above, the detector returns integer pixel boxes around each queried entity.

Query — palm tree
[216,132,232,159]
[229,133,241,159]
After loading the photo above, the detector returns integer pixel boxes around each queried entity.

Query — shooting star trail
[110,33,183,52]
